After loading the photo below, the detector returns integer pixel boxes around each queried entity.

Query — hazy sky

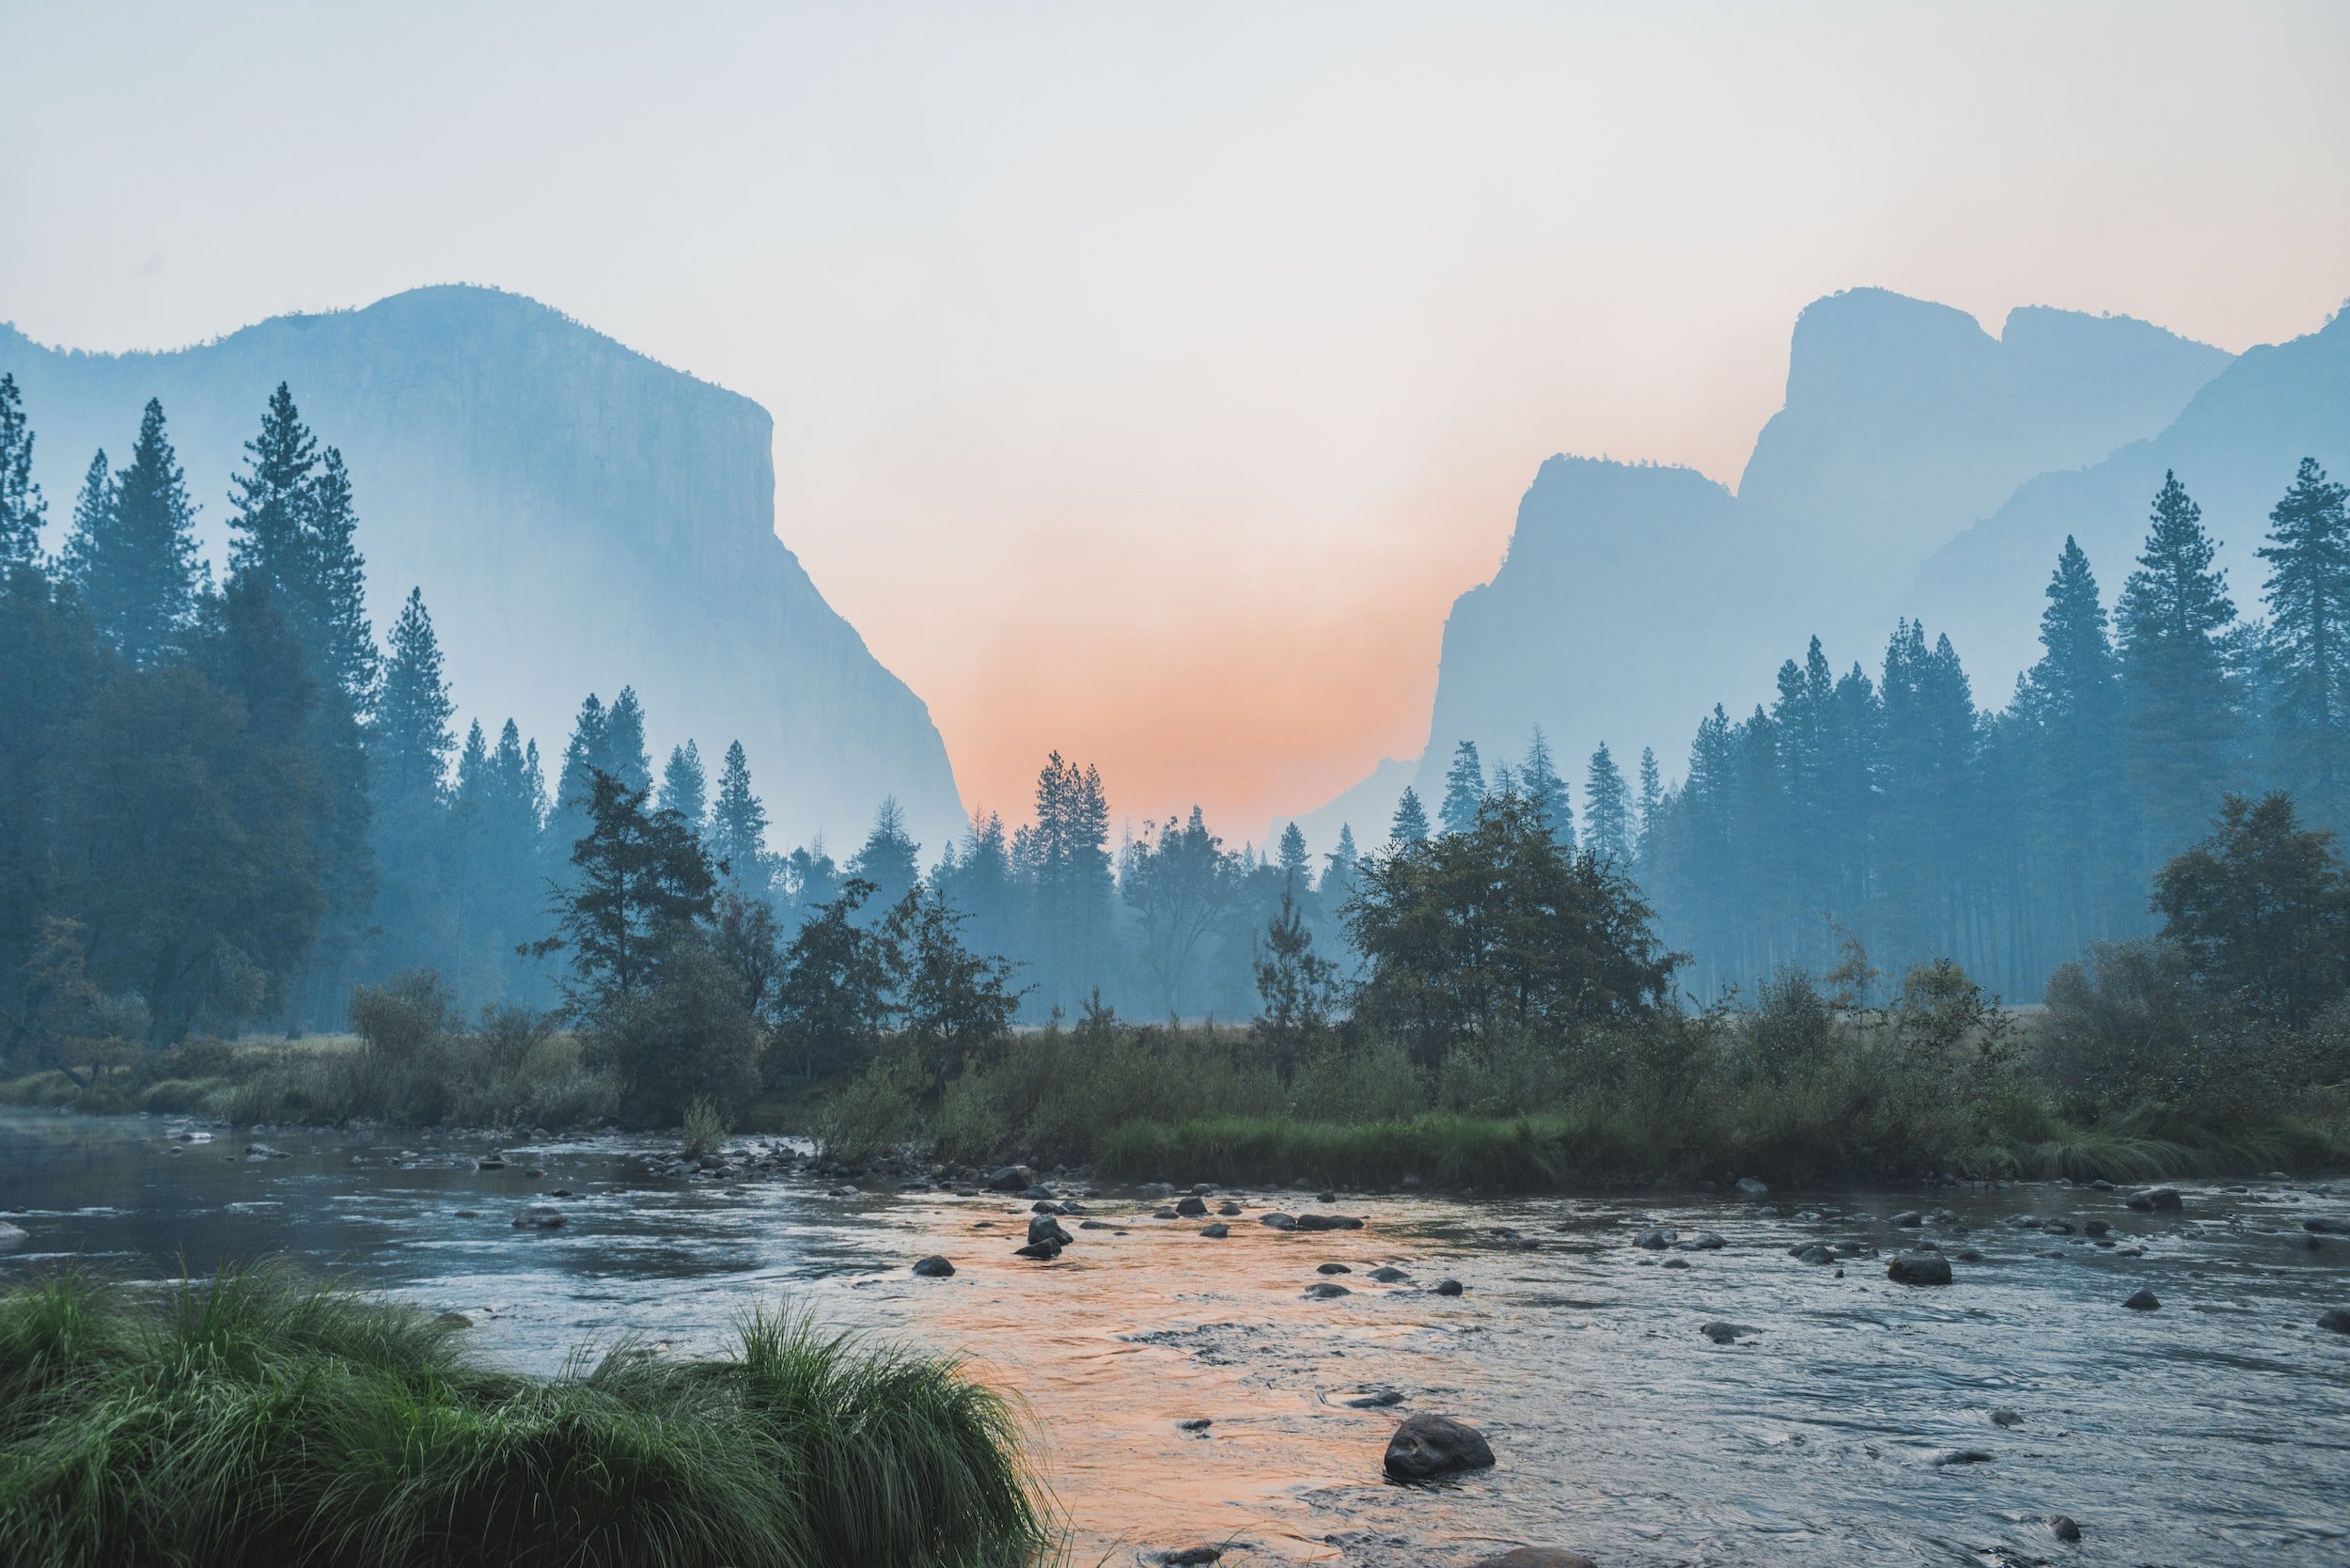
[6,2,2348,841]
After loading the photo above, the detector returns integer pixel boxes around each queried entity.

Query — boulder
[474,1154,507,1170]
[1342,1387,1403,1407]
[1887,1253,1952,1286]
[1216,1200,1243,1216]
[512,1203,567,1230]
[1305,1281,1352,1298]
[1199,1223,1230,1238]
[2084,1219,2111,1237]
[1011,1240,1063,1261]
[1026,1215,1074,1247]
[1700,1322,1753,1344]
[985,1165,1034,1192]
[1368,1265,1411,1282]
[2049,1515,2083,1544]
[1469,1552,1595,1568]
[2123,1288,2161,1310]
[2125,1186,2183,1212]
[2316,1307,2350,1334]
[1296,1212,1361,1231]
[1316,1262,1352,1275]
[1676,1231,1726,1251]
[1991,1408,2023,1427]
[911,1255,956,1278]
[1382,1413,1495,1481]
[1634,1227,1677,1250]
[1733,1176,1769,1197]
[1155,1549,1221,1567]
[1175,1195,1210,1217]
[2303,1217,2343,1234]
[1434,1278,1465,1296]
[1890,1210,1924,1227]
[1261,1212,1298,1231]
[1153,1207,1180,1219]
[245,1143,290,1160]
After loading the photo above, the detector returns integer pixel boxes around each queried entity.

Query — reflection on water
[4,1109,2346,1565]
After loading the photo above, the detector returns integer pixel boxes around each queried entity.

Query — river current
[2,1109,2345,1566]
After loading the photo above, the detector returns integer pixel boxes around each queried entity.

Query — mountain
[1910,304,2350,694]
[1741,289,2231,566]
[1283,289,2237,852]
[0,286,965,855]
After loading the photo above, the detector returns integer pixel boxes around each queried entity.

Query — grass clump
[0,1265,1045,1568]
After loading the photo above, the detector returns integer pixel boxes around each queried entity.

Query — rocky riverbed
[3,1109,2346,1565]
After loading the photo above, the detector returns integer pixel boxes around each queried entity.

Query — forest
[2,372,2348,1183]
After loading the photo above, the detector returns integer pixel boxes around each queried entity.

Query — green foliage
[2152,792,2350,1024]
[814,1054,925,1165]
[681,1095,727,1161]
[541,771,718,1014]
[0,1266,1043,1568]
[592,939,761,1127]
[1349,790,1681,1058]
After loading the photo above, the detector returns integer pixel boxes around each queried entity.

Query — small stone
[1434,1278,1465,1296]
[1317,1262,1353,1275]
[911,1255,955,1278]
[1156,1549,1221,1567]
[512,1203,566,1230]
[2315,1307,2350,1334]
[1891,1210,1924,1227]
[2125,1186,2183,1212]
[1661,1257,1691,1269]
[1305,1281,1352,1298]
[2123,1288,2161,1310]
[1260,1212,1298,1231]
[1991,1407,2022,1427]
[1382,1412,1495,1480]
[1027,1215,1074,1247]
[1199,1223,1230,1238]
[1887,1252,1952,1286]
[435,1310,474,1328]
[1175,1417,1213,1431]
[1734,1176,1769,1196]
[2049,1514,2082,1543]
[1634,1227,1677,1250]
[1932,1449,1993,1466]
[1011,1240,1062,1260]
[1341,1387,1403,1407]
[1153,1206,1180,1219]
[1175,1195,1209,1217]
[1700,1321,1753,1344]
[1216,1200,1242,1216]
[2084,1219,2111,1237]
[985,1165,1033,1192]
[1367,1265,1410,1282]
[1467,1552,1596,1568]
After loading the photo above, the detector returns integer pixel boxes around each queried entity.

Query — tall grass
[0,1265,1046,1568]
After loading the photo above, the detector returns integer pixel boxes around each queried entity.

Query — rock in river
[911,1254,955,1278]
[1469,1552,1595,1568]
[1199,1223,1230,1238]
[1261,1212,1298,1231]
[1175,1195,1210,1217]
[1383,1412,1496,1481]
[2126,1186,2183,1212]
[2049,1514,2083,1543]
[2123,1288,2161,1310]
[0,1221,28,1252]
[512,1203,566,1230]
[1316,1262,1352,1274]
[1700,1322,1755,1344]
[1733,1176,1769,1196]
[1026,1215,1074,1247]
[1305,1281,1352,1299]
[1887,1252,1952,1285]
[1634,1227,1677,1250]
[985,1165,1034,1192]
[1434,1278,1465,1296]
[2319,1307,2350,1335]
[1368,1265,1411,1282]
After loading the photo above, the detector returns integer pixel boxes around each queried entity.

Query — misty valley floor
[3,1111,2346,1566]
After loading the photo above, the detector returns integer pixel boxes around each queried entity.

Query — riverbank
[0,1264,1043,1568]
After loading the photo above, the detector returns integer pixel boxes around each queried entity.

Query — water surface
[4,1110,2346,1566]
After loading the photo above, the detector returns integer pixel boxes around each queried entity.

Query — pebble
[1305,1281,1352,1299]
[1434,1278,1465,1296]
[910,1255,955,1278]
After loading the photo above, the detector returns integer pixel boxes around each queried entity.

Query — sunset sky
[6,2,2349,842]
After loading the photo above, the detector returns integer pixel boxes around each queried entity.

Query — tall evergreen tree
[64,400,200,667]
[2117,471,2241,858]
[303,447,377,705]
[848,796,921,915]
[227,383,317,593]
[0,374,45,568]
[1519,728,1573,847]
[1634,745,1664,875]
[2018,536,2130,950]
[368,588,457,976]
[660,741,708,842]
[2258,458,2350,827]
[1438,740,1486,836]
[1584,742,1632,866]
[1390,786,1431,846]
[603,685,653,794]
[709,739,771,897]
[1321,823,1361,906]
[1277,821,1312,893]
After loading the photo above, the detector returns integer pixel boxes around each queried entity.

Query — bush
[0,1265,1044,1568]
[815,1057,923,1165]
[592,943,762,1127]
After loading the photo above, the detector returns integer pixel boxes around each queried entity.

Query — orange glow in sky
[7,3,2350,844]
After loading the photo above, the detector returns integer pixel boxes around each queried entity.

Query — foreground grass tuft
[0,1265,1046,1568]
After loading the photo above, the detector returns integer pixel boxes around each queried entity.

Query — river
[2,1109,2345,1566]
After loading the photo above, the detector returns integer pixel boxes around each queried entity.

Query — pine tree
[2259,458,2350,826]
[603,685,652,794]
[373,588,455,801]
[2118,471,2240,858]
[1277,820,1312,893]
[227,383,318,592]
[1634,746,1664,873]
[660,741,708,841]
[848,796,921,914]
[1390,786,1430,846]
[0,374,45,568]
[556,696,610,817]
[1321,823,1361,909]
[1438,740,1485,836]
[2018,536,2130,952]
[1584,742,1632,866]
[303,448,377,706]
[1519,728,1573,847]
[710,739,771,896]
[64,400,200,666]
